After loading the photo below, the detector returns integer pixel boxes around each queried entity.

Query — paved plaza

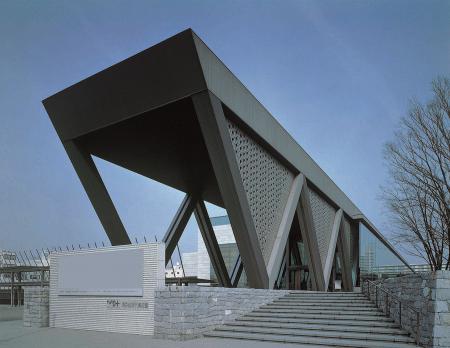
[0,306,323,348]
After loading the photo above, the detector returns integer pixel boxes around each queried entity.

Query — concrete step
[284,295,368,301]
[245,311,394,322]
[254,308,385,316]
[288,291,363,295]
[236,316,400,328]
[287,292,366,297]
[282,298,370,303]
[269,303,377,310]
[263,304,379,311]
[226,320,408,335]
[204,330,419,348]
[279,295,369,301]
[214,325,415,344]
[275,298,374,304]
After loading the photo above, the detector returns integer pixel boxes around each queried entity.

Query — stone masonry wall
[23,286,49,327]
[364,271,450,348]
[154,286,288,340]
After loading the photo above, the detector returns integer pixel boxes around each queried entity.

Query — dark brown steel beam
[230,256,243,287]
[63,140,130,245]
[194,200,231,287]
[162,194,196,265]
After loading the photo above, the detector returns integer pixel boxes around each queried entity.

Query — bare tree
[382,77,449,270]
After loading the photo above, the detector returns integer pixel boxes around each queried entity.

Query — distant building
[0,251,17,285]
[165,263,184,278]
[165,216,247,286]
[359,243,376,275]
[0,250,17,267]
[0,250,49,284]
[371,264,430,278]
[180,251,198,277]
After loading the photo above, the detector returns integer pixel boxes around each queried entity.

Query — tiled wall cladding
[227,119,294,264]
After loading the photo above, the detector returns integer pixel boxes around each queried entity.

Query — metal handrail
[362,279,421,346]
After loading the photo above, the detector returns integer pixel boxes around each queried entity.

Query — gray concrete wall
[154,286,288,340]
[366,271,450,348]
[23,286,49,327]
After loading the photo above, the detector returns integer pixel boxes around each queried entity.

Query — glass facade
[209,242,248,287]
[201,217,412,289]
[359,223,411,281]
[276,216,314,290]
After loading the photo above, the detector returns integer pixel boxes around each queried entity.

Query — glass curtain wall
[359,223,412,281]
[275,214,312,290]
[209,243,248,287]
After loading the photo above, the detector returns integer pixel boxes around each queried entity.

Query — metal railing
[362,279,421,346]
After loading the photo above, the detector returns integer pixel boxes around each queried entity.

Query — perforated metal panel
[309,189,336,268]
[227,119,294,263]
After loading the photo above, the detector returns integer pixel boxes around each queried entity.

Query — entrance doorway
[276,212,312,290]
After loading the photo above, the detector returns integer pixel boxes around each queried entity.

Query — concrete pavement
[0,317,327,348]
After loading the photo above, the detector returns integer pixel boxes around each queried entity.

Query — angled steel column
[352,222,360,287]
[194,200,231,287]
[192,90,268,289]
[267,174,303,288]
[230,256,243,287]
[323,209,343,290]
[63,140,130,245]
[162,194,196,265]
[337,219,353,291]
[284,234,290,289]
[275,253,287,289]
[296,175,326,291]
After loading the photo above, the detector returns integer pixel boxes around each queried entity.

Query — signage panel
[57,248,144,296]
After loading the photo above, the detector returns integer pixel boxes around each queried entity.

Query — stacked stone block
[154,286,288,340]
[23,286,49,327]
[368,271,450,348]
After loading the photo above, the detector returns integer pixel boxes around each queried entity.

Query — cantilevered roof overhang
[43,29,412,279]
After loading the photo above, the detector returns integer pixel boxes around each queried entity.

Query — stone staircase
[204,291,419,347]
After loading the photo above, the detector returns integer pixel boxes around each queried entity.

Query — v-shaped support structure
[192,91,269,288]
[44,29,394,290]
[162,193,231,287]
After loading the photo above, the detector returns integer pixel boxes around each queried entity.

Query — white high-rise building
[165,216,245,285]
[197,216,235,281]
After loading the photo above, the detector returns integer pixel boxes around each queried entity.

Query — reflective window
[209,243,248,287]
[359,223,411,280]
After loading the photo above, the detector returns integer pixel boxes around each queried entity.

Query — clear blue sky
[0,1,449,263]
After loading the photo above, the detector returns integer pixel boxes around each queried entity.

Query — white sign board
[57,248,144,296]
